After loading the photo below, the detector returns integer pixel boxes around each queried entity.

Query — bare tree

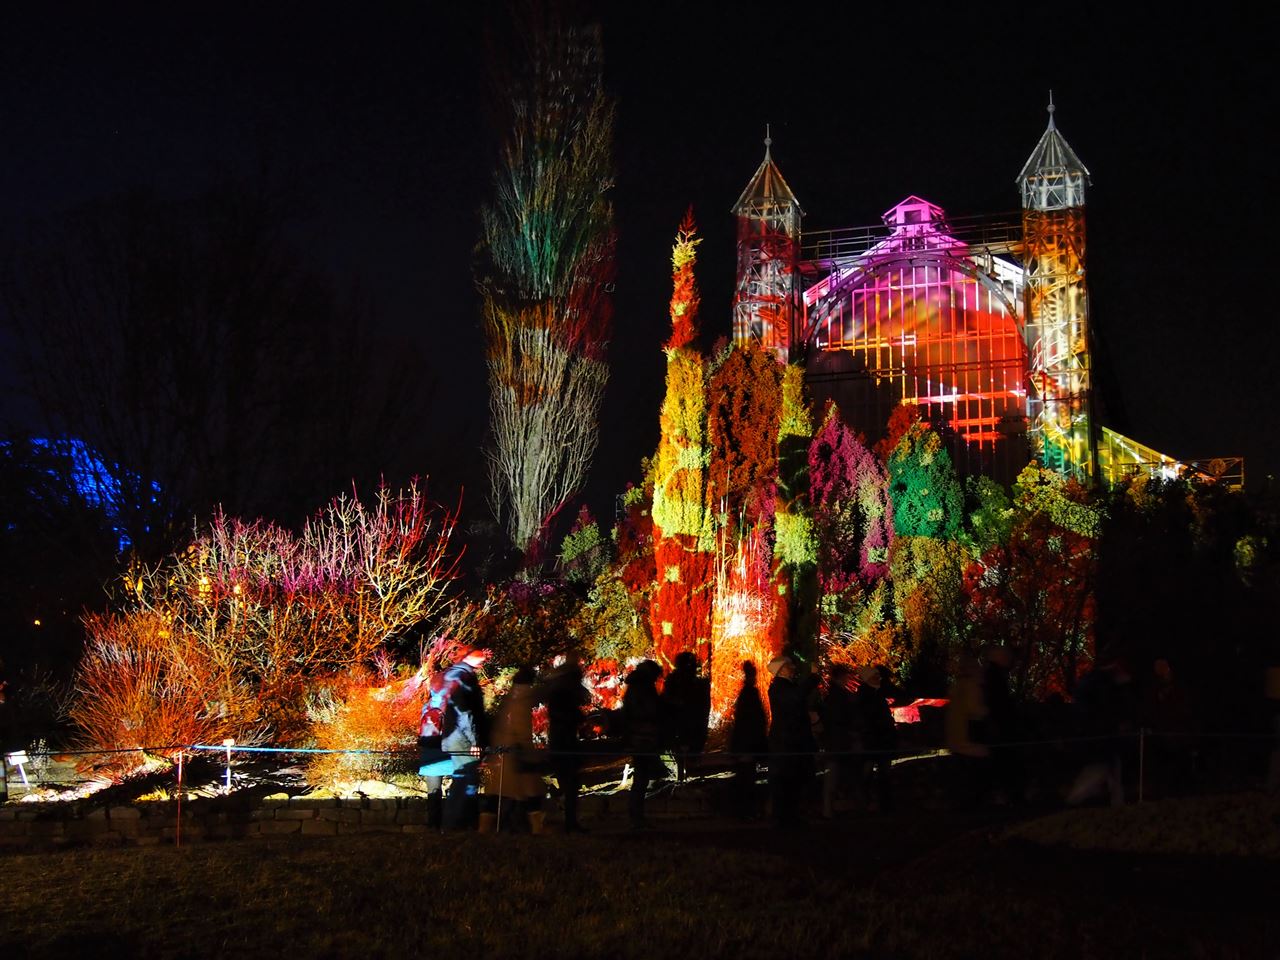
[476,7,616,559]
[2,178,428,560]
[73,481,462,765]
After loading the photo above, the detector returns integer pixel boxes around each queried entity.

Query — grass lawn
[0,799,1274,959]
[1007,792,1280,859]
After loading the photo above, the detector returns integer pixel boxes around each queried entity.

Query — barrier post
[496,747,504,834]
[222,738,235,793]
[0,755,7,802]
[175,752,183,848]
[1138,728,1145,804]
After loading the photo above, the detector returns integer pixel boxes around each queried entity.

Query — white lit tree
[476,9,616,560]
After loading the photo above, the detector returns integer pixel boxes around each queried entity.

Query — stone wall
[0,796,440,849]
[0,755,950,847]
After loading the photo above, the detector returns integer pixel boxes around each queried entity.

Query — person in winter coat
[662,651,712,781]
[767,655,817,827]
[483,666,544,831]
[418,647,489,830]
[729,660,768,818]
[1067,658,1136,807]
[621,659,664,829]
[854,664,897,812]
[539,656,592,833]
[945,655,990,758]
[821,664,857,818]
[981,644,1026,804]
[945,654,989,809]
[1139,657,1196,797]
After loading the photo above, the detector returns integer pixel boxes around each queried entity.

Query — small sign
[5,751,31,788]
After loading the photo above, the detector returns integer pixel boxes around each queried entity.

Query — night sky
[3,3,1276,536]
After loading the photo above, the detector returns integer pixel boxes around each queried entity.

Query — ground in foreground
[0,797,1274,959]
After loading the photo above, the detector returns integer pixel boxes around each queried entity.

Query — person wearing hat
[430,646,491,830]
[766,654,816,827]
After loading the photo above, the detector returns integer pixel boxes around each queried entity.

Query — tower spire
[1018,98,1095,484]
[732,133,803,362]
[1017,98,1089,207]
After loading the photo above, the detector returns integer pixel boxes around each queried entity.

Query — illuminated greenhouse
[731,104,1243,490]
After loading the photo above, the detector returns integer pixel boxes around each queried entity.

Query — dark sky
[3,3,1276,532]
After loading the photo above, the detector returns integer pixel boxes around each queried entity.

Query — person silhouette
[621,659,664,829]
[729,660,768,819]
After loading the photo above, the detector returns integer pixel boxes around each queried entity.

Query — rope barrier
[5,727,1276,833]
[9,728,1278,764]
[2,694,1272,851]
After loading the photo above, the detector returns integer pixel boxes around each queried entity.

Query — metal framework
[732,133,802,361]
[729,105,1244,490]
[802,211,1022,271]
[1098,427,1245,491]
[801,196,1030,481]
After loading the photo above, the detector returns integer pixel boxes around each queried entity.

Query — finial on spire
[1047,90,1056,128]
[764,123,772,159]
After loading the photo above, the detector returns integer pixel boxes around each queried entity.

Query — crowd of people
[416,648,716,832]
[415,645,1264,833]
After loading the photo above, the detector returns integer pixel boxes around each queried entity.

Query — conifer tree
[650,212,713,665]
[887,419,962,540]
[809,403,893,590]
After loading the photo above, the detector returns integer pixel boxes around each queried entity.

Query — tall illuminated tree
[706,344,784,529]
[650,211,714,666]
[809,403,893,592]
[477,10,616,558]
[705,342,786,715]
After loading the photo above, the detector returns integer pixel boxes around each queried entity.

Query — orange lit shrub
[72,483,463,778]
[304,634,471,788]
[71,612,245,778]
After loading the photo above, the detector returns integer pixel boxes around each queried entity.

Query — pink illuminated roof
[882,195,945,227]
